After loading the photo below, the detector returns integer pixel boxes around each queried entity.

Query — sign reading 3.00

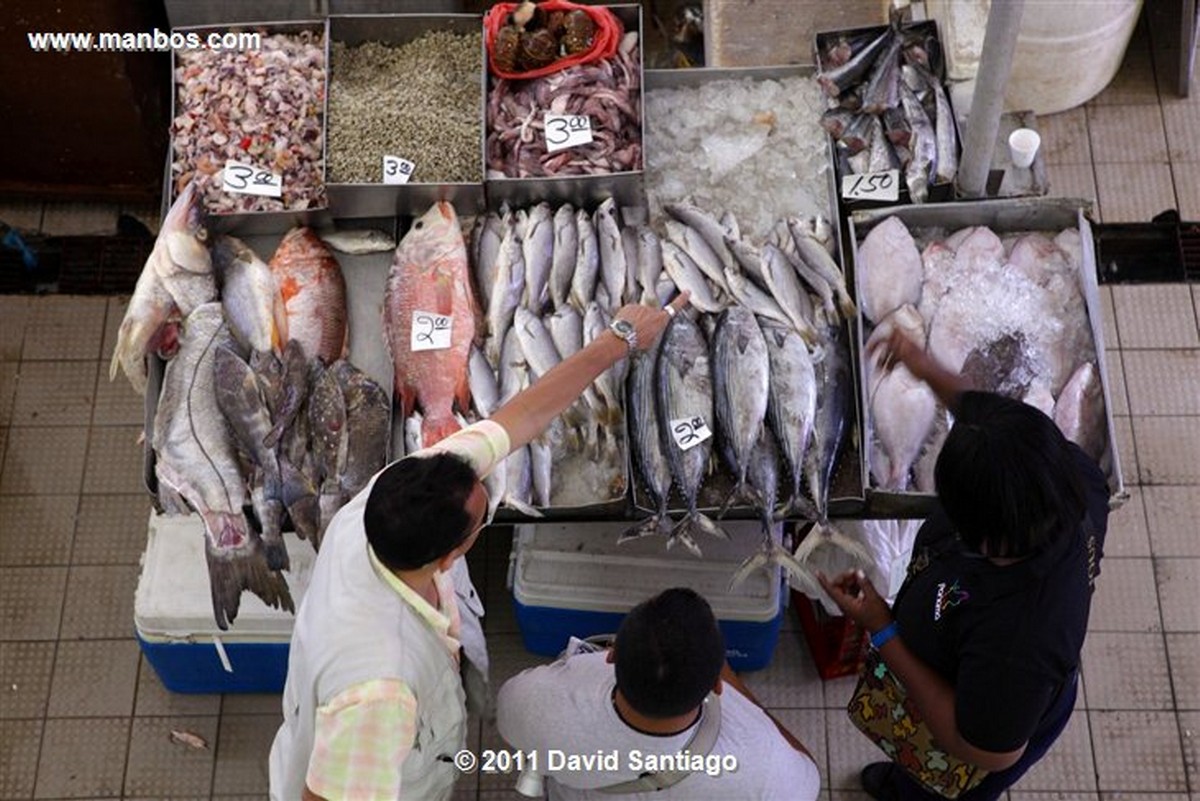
[544,114,594,153]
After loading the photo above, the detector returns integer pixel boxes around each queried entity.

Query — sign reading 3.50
[223,161,283,198]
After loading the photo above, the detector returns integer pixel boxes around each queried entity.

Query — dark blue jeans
[882,670,1079,801]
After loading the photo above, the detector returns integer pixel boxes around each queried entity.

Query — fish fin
[204,536,295,631]
[421,413,461,448]
[258,500,290,571]
[822,522,874,567]
[836,289,858,320]
[617,514,670,544]
[455,368,473,418]
[717,481,757,519]
[396,382,417,421]
[280,459,320,545]
[778,493,819,521]
[729,548,770,590]
[503,496,544,518]
[666,520,704,557]
[694,512,730,540]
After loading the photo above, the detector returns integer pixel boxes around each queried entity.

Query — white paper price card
[544,114,593,153]
[222,161,283,198]
[410,310,453,351]
[669,416,713,451]
[841,169,900,202]
[383,155,416,185]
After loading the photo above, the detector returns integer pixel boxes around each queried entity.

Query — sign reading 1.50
[841,169,900,202]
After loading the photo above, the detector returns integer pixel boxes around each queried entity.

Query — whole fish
[485,218,526,366]
[866,305,936,491]
[777,223,837,321]
[530,434,553,507]
[263,338,311,452]
[720,210,741,242]
[212,344,288,572]
[786,220,857,321]
[547,306,584,360]
[473,210,505,311]
[496,329,543,518]
[384,201,476,446]
[860,32,903,114]
[584,302,623,426]
[622,225,642,308]
[857,216,923,324]
[898,82,938,204]
[725,237,770,290]
[722,267,792,329]
[569,209,600,311]
[269,227,348,365]
[1054,361,1106,462]
[761,320,817,517]
[806,319,852,522]
[110,180,213,394]
[661,241,724,313]
[817,28,893,97]
[318,228,396,255]
[595,198,627,315]
[153,303,292,629]
[760,243,820,344]
[664,219,728,292]
[468,345,501,418]
[621,350,674,543]
[655,314,726,556]
[712,307,770,511]
[212,235,286,354]
[635,227,664,305]
[308,364,348,545]
[920,66,958,185]
[664,202,737,276]
[522,203,554,311]
[549,204,577,309]
[513,307,561,380]
[331,360,390,500]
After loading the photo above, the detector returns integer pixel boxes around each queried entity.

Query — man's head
[363,452,488,572]
[935,391,1086,559]
[612,588,724,719]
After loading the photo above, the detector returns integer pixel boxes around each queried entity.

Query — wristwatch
[608,318,638,353]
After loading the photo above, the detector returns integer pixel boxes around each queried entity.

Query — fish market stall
[168,21,330,233]
[324,14,487,218]
[849,198,1128,516]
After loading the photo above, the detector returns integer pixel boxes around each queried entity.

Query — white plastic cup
[1008,128,1041,168]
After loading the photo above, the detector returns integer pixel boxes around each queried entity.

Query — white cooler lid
[135,512,315,642]
[513,520,782,622]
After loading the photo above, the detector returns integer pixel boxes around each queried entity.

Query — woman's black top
[891,444,1110,753]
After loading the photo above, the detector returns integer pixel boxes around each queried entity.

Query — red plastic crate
[792,589,868,680]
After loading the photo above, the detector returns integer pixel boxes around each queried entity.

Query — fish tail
[836,289,858,320]
[204,542,295,631]
[503,496,544,518]
[666,518,704,557]
[617,514,672,544]
[421,413,462,448]
[258,499,290,571]
[694,512,730,540]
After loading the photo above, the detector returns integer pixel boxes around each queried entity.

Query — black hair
[363,452,478,571]
[935,391,1086,558]
[614,588,724,718]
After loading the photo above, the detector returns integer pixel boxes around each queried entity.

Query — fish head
[394,202,464,274]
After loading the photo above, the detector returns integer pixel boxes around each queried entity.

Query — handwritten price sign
[383,155,416,185]
[841,169,899,202]
[223,161,283,198]
[410,310,453,352]
[669,416,713,451]
[544,114,593,153]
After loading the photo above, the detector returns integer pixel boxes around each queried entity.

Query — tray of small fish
[849,197,1128,516]
[466,199,635,519]
[814,19,960,209]
[619,198,867,560]
[119,184,399,630]
[643,65,838,244]
[483,4,645,210]
[167,20,331,234]
[324,14,487,218]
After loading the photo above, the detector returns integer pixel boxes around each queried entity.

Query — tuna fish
[711,307,770,508]
[621,350,674,543]
[761,320,818,517]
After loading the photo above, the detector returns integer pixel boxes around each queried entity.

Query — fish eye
[414,221,424,230]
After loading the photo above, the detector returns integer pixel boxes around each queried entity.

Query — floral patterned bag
[847,650,988,799]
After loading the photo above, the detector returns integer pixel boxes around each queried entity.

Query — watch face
[613,319,634,337]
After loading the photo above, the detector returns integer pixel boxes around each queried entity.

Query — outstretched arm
[490,294,689,452]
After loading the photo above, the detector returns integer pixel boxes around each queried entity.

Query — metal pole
[957,0,1027,198]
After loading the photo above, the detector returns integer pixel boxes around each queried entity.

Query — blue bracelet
[870,621,899,650]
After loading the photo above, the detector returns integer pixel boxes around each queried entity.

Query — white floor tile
[1089,557,1161,633]
[1089,710,1188,791]
[1112,285,1200,349]
[1165,633,1200,710]
[1144,486,1200,556]
[1122,350,1200,415]
[1012,712,1098,792]
[1103,486,1150,558]
[1081,632,1173,710]
[1133,417,1200,485]
[1155,557,1200,632]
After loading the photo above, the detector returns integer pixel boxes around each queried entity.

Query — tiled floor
[3,19,1200,801]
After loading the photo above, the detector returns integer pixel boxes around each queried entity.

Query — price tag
[222,161,283,198]
[544,114,593,153]
[669,416,713,451]
[410,310,453,351]
[383,155,416,185]
[841,169,900,202]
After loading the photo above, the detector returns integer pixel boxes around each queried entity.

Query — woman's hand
[817,569,893,634]
[612,292,690,353]
[867,327,927,378]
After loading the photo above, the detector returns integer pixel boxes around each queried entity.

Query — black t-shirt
[891,444,1109,753]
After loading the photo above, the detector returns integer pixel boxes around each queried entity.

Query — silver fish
[817,28,893,97]
[898,82,937,204]
[725,237,770,290]
[530,434,553,507]
[212,235,285,354]
[720,210,740,242]
[664,219,728,292]
[722,267,792,328]
[547,306,584,359]
[712,307,770,509]
[549,203,577,309]
[919,66,958,185]
[661,241,724,313]
[663,202,737,275]
[621,350,674,543]
[485,220,526,366]
[621,224,641,308]
[468,345,500,418]
[522,203,554,311]
[318,228,396,255]
[860,32,903,115]
[786,219,857,321]
[596,198,626,314]
[153,303,291,629]
[513,307,561,380]
[760,243,820,345]
[496,330,543,518]
[584,301,623,425]
[655,314,726,555]
[806,319,852,522]
[569,208,600,311]
[636,227,664,305]
[473,211,505,311]
[761,320,817,517]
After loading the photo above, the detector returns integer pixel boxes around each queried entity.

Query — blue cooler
[511,521,785,671]
[134,513,314,693]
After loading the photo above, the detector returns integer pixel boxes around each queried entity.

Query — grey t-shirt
[496,651,820,801]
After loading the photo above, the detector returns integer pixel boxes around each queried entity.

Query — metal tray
[324,14,487,218]
[847,197,1128,516]
[166,19,331,236]
[483,5,646,211]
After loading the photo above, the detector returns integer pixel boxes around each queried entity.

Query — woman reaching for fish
[818,327,1109,801]
[270,291,689,801]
